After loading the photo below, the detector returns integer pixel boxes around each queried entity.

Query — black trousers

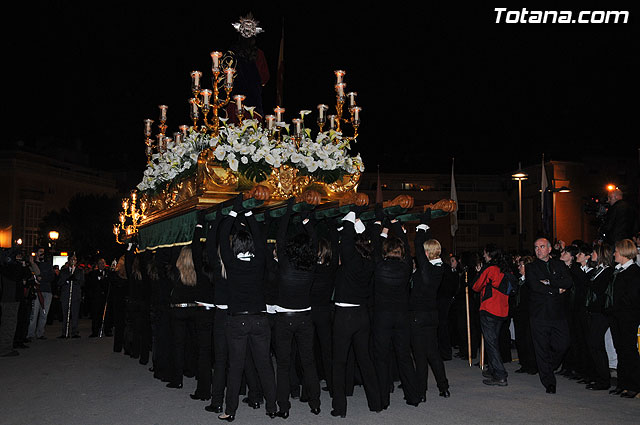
[111,285,128,352]
[610,312,640,392]
[480,311,508,380]
[311,306,333,392]
[275,312,321,412]
[437,298,454,360]
[373,310,419,406]
[455,295,480,358]
[170,307,214,397]
[530,317,570,389]
[332,306,382,415]
[513,311,537,372]
[586,312,611,387]
[225,313,276,416]
[211,308,228,407]
[410,310,449,395]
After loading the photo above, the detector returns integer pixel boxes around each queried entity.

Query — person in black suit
[370,208,421,408]
[58,255,84,338]
[330,208,382,418]
[86,258,109,337]
[410,210,450,399]
[438,255,461,361]
[607,239,640,398]
[525,238,573,394]
[584,243,614,390]
[217,195,277,421]
[513,256,537,375]
[272,198,321,418]
[600,189,639,245]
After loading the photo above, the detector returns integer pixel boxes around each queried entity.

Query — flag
[376,165,383,204]
[276,20,285,107]
[450,158,458,238]
[541,155,552,237]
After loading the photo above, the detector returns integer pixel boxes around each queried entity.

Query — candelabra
[113,190,147,244]
[189,51,238,136]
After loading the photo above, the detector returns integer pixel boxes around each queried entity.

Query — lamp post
[511,163,528,252]
[49,230,59,253]
[550,185,571,243]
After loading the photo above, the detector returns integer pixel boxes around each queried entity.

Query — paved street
[1,319,638,425]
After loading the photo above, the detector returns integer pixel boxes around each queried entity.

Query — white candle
[143,119,154,136]
[210,51,222,72]
[234,95,245,113]
[189,98,199,118]
[191,71,202,91]
[328,115,336,130]
[334,70,345,84]
[335,83,346,97]
[265,115,276,130]
[347,92,357,107]
[352,106,362,123]
[317,104,328,121]
[201,89,212,106]
[158,105,168,122]
[225,68,235,85]
[274,106,285,122]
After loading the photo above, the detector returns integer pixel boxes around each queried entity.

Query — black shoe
[330,410,346,418]
[300,396,309,403]
[276,411,289,419]
[71,334,81,339]
[311,407,320,415]
[321,386,330,392]
[419,395,426,403]
[586,383,610,391]
[205,405,223,413]
[1,350,19,357]
[546,385,556,394]
[577,378,590,384]
[266,412,277,419]
[217,414,235,422]
[89,333,98,338]
[166,382,183,389]
[406,400,419,407]
[24,338,32,343]
[482,369,493,379]
[483,378,508,387]
[609,387,623,395]
[527,369,538,375]
[37,336,47,340]
[620,390,639,398]
[14,343,29,348]
[190,393,211,401]
[439,390,451,398]
[515,367,527,374]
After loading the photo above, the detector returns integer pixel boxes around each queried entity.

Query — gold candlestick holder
[113,190,147,244]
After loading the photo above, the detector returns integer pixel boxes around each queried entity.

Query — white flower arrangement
[136,118,364,193]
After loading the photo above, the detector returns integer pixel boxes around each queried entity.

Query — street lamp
[550,185,571,242]
[49,230,59,252]
[512,163,528,252]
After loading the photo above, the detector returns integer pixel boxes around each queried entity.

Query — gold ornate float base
[139,150,362,226]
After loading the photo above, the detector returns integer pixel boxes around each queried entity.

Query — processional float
[113,40,457,253]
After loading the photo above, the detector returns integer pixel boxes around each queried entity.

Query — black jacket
[525,258,573,321]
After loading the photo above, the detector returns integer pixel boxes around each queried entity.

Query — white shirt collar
[237,252,254,261]
[429,258,443,266]
[615,259,634,271]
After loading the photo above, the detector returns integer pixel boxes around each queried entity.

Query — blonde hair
[423,239,441,259]
[177,246,197,286]
[115,255,127,279]
[615,239,638,261]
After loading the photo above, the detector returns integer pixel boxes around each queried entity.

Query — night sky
[5,3,638,179]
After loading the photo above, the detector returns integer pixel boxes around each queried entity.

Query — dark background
[5,2,638,180]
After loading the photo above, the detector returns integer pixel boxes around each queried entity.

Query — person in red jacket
[472,244,513,386]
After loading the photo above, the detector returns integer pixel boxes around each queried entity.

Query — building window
[458,202,478,221]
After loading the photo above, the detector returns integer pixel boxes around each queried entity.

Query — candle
[335,83,346,97]
[190,71,202,92]
[347,92,357,107]
[210,51,222,72]
[292,118,302,136]
[174,132,182,144]
[189,98,199,119]
[334,70,346,84]
[158,105,168,122]
[143,119,154,136]
[265,115,276,130]
[225,68,235,86]
[234,95,245,113]
[201,89,212,107]
[328,115,336,130]
[352,106,362,124]
[178,125,189,137]
[274,106,285,122]
[317,104,328,122]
